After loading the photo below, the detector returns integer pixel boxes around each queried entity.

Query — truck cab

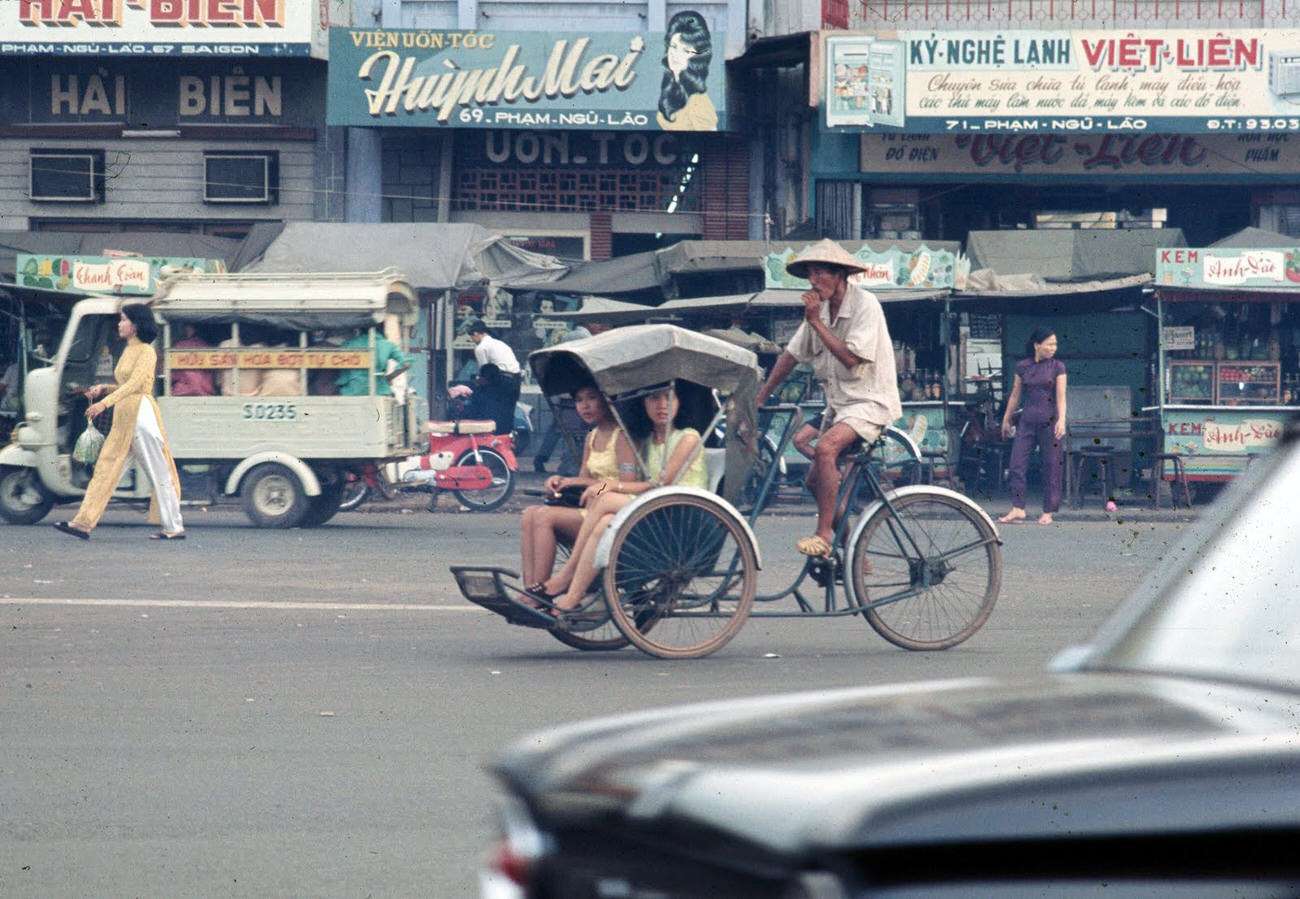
[0,270,428,529]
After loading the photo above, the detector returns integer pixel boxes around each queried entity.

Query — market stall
[1152,230,1300,482]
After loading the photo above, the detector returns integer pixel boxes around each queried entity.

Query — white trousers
[130,400,183,534]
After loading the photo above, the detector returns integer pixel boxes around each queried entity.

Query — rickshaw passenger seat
[705,447,726,494]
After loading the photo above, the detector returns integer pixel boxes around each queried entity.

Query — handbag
[543,484,586,508]
[72,422,105,465]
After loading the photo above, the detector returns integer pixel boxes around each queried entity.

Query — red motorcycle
[340,419,517,512]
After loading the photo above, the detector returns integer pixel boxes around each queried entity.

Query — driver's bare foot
[1037,513,1053,525]
[997,509,1026,523]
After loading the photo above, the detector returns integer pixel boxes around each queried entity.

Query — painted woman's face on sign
[666,32,699,78]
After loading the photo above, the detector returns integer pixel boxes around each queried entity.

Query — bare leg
[541,492,631,595]
[808,423,858,543]
[555,512,616,612]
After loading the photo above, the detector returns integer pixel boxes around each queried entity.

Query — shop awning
[656,239,963,278]
[535,295,658,324]
[966,228,1186,282]
[749,288,951,306]
[241,223,566,293]
[0,230,255,283]
[511,251,662,296]
[956,272,1153,297]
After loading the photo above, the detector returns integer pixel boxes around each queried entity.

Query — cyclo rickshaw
[452,324,1002,659]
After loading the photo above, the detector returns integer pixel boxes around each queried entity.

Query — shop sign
[7,60,315,126]
[16,254,225,295]
[824,29,1300,134]
[858,133,1300,176]
[0,0,322,57]
[763,244,969,290]
[1161,326,1195,351]
[1156,247,1300,288]
[327,23,727,131]
[1164,411,1285,471]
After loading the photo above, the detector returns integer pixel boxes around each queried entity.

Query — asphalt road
[0,497,1200,897]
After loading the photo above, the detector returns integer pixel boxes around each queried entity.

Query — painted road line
[0,597,480,612]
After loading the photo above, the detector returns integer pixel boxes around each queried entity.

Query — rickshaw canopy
[530,324,761,505]
[530,324,760,398]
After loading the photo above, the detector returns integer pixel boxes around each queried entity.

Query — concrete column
[345,127,383,223]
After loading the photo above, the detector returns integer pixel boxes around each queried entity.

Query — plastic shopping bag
[72,422,105,465]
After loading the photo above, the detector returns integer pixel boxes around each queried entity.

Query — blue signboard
[328,18,727,131]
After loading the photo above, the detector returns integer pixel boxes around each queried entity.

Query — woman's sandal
[54,521,91,541]
[149,531,186,541]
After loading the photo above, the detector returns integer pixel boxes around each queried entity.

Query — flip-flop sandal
[54,521,90,540]
[795,535,832,558]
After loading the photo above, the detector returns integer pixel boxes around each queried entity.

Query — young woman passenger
[533,381,708,618]
[518,380,636,604]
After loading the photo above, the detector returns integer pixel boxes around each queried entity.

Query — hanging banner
[1156,247,1300,289]
[327,20,728,131]
[16,255,225,295]
[764,244,969,290]
[824,29,1300,134]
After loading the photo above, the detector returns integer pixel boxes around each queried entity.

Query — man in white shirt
[468,320,522,433]
[756,240,902,559]
[468,320,520,374]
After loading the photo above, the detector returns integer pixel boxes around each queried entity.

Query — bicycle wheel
[872,425,923,491]
[602,494,757,659]
[547,538,630,652]
[848,491,1000,650]
[453,448,515,511]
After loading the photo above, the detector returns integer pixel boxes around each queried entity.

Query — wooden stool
[922,449,959,489]
[1073,446,1117,507]
[1148,453,1192,510]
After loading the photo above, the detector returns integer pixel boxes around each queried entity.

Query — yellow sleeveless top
[584,427,622,481]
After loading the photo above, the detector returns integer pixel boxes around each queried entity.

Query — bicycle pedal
[808,556,844,588]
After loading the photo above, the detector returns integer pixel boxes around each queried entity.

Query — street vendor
[756,239,902,559]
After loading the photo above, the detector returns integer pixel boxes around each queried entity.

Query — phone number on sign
[1205,118,1300,131]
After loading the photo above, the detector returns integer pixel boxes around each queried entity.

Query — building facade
[0,2,335,238]
[333,0,759,256]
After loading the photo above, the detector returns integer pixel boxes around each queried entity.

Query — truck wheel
[0,466,56,525]
[300,475,347,528]
[240,463,309,529]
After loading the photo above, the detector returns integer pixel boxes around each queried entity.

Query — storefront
[327,24,750,256]
[1153,235,1300,480]
[0,3,329,236]
[811,28,1300,248]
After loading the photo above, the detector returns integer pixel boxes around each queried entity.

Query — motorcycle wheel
[338,479,371,512]
[452,448,514,511]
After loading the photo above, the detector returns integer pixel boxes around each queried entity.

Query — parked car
[480,419,1300,898]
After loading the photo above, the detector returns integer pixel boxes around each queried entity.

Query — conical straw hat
[785,239,871,279]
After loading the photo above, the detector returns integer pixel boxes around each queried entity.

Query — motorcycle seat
[426,419,496,435]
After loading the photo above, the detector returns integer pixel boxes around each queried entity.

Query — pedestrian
[998,326,1068,526]
[756,239,902,559]
[468,319,521,427]
[54,304,185,541]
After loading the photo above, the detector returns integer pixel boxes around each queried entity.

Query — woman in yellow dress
[517,380,636,604]
[54,304,185,541]
[530,381,708,621]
